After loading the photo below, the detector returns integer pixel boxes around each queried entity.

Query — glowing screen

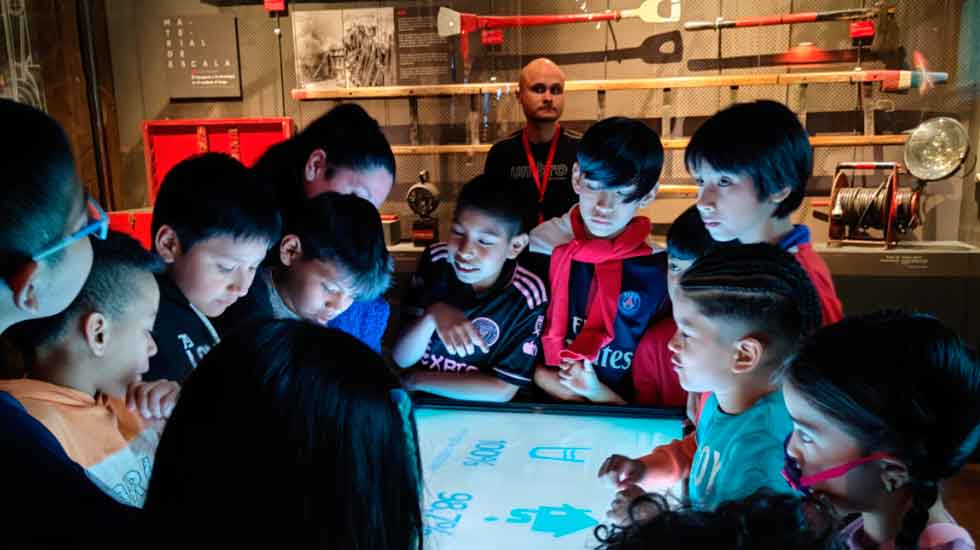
[416,403,684,549]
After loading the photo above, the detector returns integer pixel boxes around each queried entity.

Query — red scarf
[542,206,653,365]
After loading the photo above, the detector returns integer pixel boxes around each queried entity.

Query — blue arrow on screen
[531,504,599,538]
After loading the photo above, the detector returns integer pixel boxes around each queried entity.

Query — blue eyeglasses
[33,194,109,261]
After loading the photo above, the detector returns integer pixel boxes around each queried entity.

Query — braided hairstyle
[783,311,980,549]
[679,243,823,371]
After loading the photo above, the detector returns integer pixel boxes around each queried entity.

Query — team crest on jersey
[473,317,501,348]
[522,341,538,356]
[619,291,641,315]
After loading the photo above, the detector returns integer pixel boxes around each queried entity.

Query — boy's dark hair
[667,205,721,261]
[576,117,664,204]
[595,489,838,550]
[289,192,392,301]
[151,153,282,253]
[145,320,424,550]
[8,231,163,352]
[680,243,822,369]
[0,99,79,275]
[685,100,811,219]
[456,174,538,237]
[783,311,980,550]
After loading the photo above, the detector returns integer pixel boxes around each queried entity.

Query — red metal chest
[142,117,295,203]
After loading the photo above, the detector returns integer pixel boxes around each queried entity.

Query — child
[598,244,823,513]
[0,99,136,545]
[1,232,180,508]
[145,320,424,549]
[665,205,730,294]
[685,99,843,324]
[632,205,728,408]
[596,489,836,550]
[252,104,395,353]
[217,192,392,345]
[782,311,980,550]
[393,174,546,402]
[146,153,282,382]
[0,102,101,334]
[530,116,669,405]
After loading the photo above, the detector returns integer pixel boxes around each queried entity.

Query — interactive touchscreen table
[414,399,685,549]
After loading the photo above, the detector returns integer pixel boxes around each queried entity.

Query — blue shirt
[326,297,390,355]
[688,390,795,510]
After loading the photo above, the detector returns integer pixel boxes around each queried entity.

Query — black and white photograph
[292,7,394,89]
[292,10,345,89]
[342,7,394,87]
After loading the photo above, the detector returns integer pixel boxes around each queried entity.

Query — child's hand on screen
[606,484,658,526]
[597,454,647,489]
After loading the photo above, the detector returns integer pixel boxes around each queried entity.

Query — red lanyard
[521,123,561,201]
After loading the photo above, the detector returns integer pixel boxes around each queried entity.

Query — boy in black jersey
[530,117,670,405]
[394,175,547,402]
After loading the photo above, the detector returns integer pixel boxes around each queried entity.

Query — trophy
[406,170,441,247]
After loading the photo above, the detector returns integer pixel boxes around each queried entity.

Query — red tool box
[108,208,154,250]
[141,117,294,204]
[110,117,295,248]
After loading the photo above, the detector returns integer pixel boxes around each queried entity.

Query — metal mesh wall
[106,0,975,241]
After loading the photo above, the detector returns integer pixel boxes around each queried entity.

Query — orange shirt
[0,379,163,507]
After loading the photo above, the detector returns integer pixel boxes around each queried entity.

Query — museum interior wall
[4,0,979,344]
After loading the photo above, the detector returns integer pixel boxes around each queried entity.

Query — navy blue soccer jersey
[404,243,549,387]
[561,251,670,400]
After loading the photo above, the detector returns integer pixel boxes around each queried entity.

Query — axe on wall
[438,0,682,73]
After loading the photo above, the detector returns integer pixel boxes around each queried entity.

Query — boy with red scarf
[529,117,671,405]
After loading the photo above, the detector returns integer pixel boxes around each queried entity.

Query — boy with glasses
[0,99,135,547]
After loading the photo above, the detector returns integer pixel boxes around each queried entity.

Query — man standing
[485,58,580,222]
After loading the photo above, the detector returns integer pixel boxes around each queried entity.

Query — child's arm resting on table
[558,357,627,404]
[401,370,518,402]
[393,302,488,367]
[534,364,586,402]
[400,305,544,402]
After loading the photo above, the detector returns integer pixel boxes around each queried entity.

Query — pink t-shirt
[841,516,975,550]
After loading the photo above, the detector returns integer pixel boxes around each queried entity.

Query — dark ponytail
[784,311,980,549]
[896,481,939,549]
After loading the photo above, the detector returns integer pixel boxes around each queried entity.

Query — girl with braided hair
[599,243,823,518]
[782,311,980,550]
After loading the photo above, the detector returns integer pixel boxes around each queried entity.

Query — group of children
[1,93,979,550]
[0,98,420,549]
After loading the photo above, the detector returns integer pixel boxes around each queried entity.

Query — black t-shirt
[404,243,549,387]
[557,251,670,401]
[146,274,220,383]
[213,267,281,338]
[484,127,580,222]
